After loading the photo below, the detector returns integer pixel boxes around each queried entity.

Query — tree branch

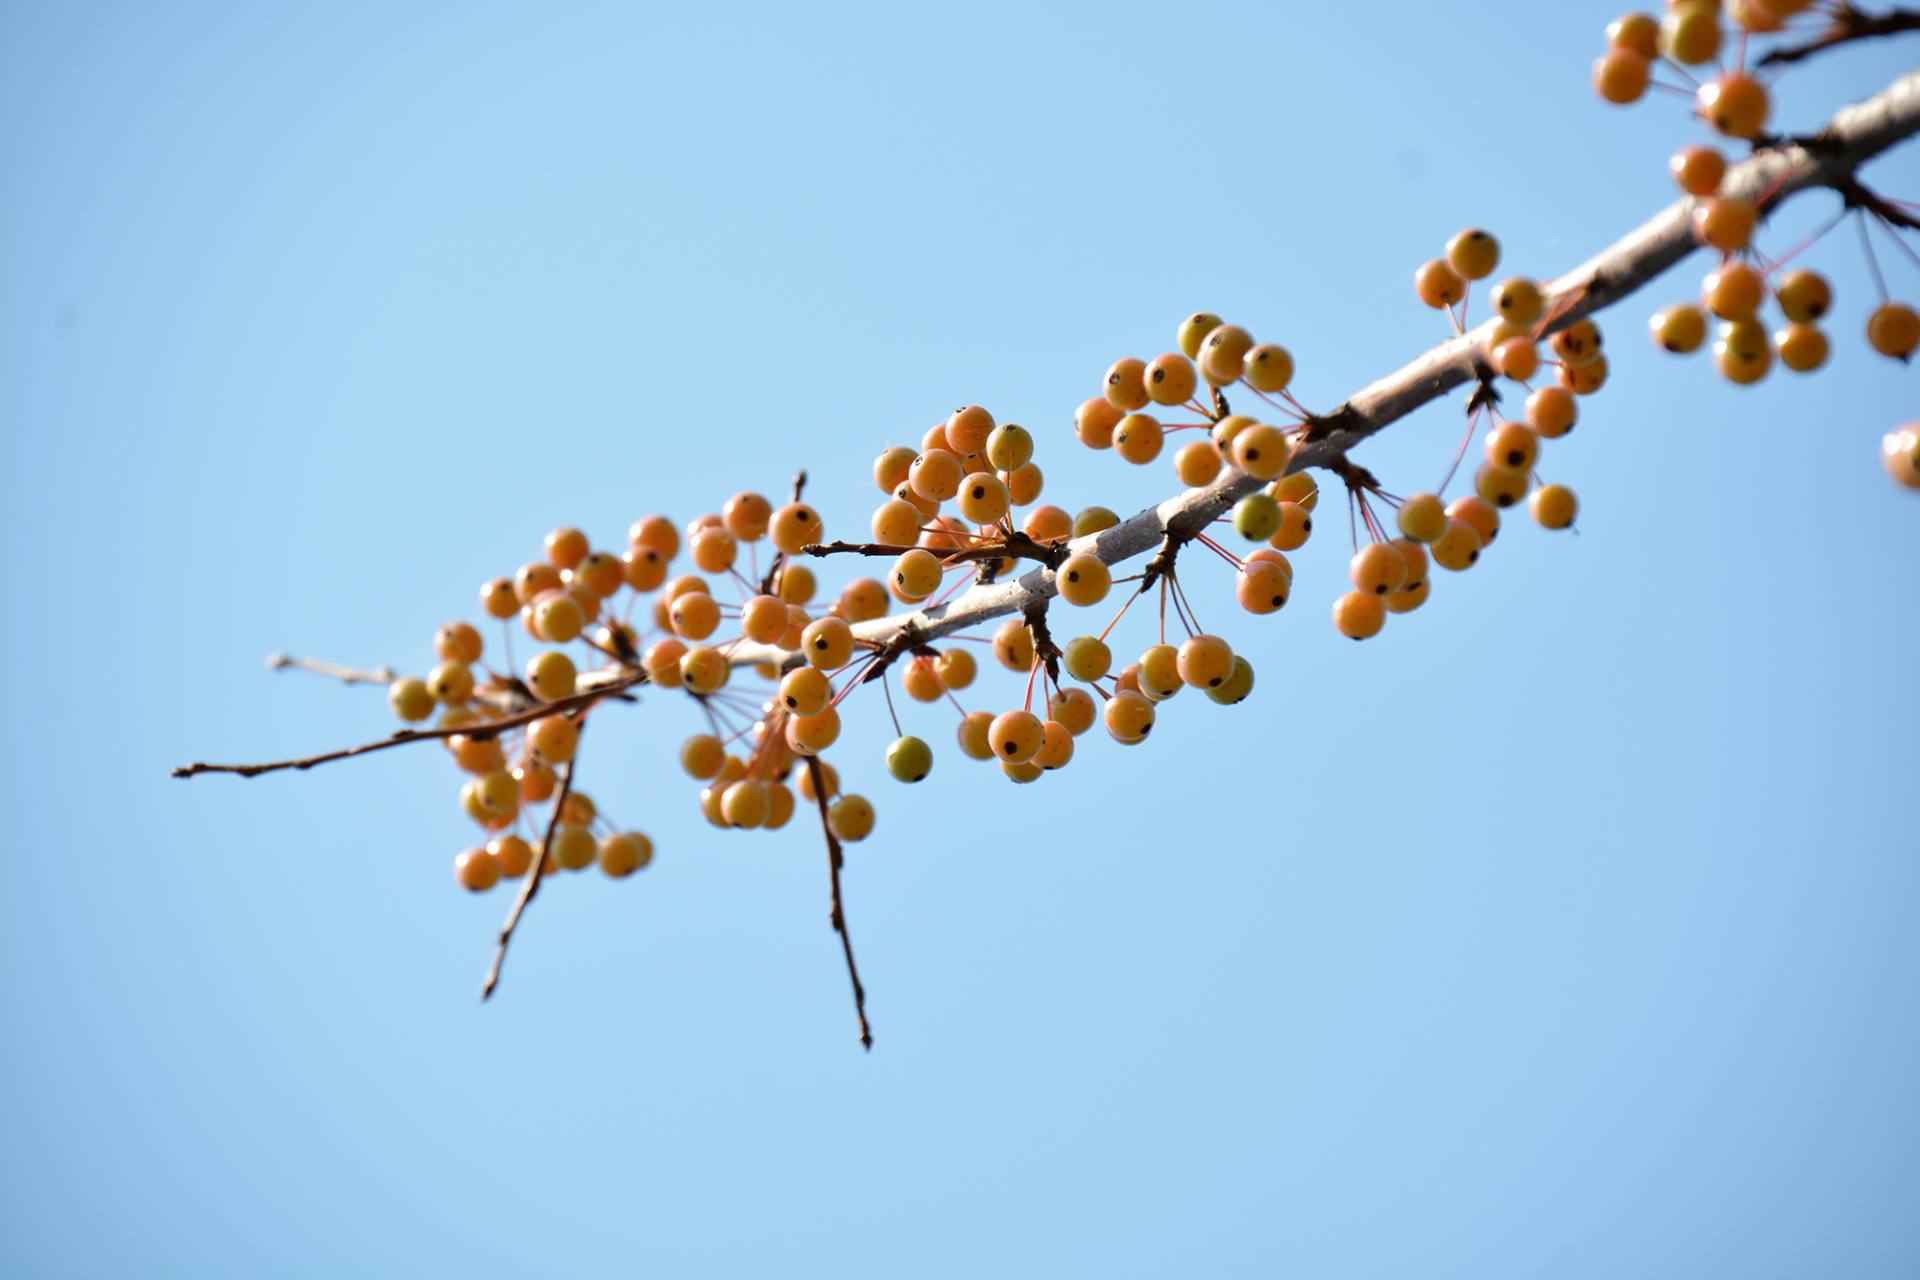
[1758,4,1920,68]
[266,653,396,686]
[481,742,579,1000]
[711,67,1920,677]
[171,668,647,778]
[805,755,871,1050]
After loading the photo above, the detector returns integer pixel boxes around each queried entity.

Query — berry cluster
[1593,4,1918,464]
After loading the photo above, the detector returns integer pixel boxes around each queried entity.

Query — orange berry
[1692,197,1757,253]
[1056,553,1111,607]
[890,548,943,604]
[1415,258,1466,309]
[1008,463,1043,505]
[435,622,483,664]
[1175,440,1224,488]
[1332,590,1386,640]
[528,715,578,764]
[544,527,589,571]
[769,503,823,555]
[1559,354,1609,395]
[599,832,653,877]
[1270,501,1313,551]
[1396,492,1447,542]
[1881,424,1920,489]
[668,591,720,641]
[489,835,533,879]
[801,617,853,669]
[1024,505,1073,543]
[1549,319,1603,367]
[1490,278,1543,328]
[389,677,434,723]
[1703,262,1765,320]
[909,449,965,502]
[1076,397,1122,450]
[1104,357,1150,411]
[1608,11,1660,56]
[1662,2,1722,63]
[643,637,687,689]
[454,847,502,892]
[1530,484,1579,530]
[1474,462,1531,509]
[1775,323,1829,373]
[1199,324,1255,385]
[514,562,564,606]
[993,619,1035,672]
[481,577,519,619]
[1245,344,1294,393]
[1448,495,1501,547]
[988,710,1045,764]
[1176,635,1235,689]
[1269,471,1318,510]
[1231,424,1291,480]
[871,497,922,546]
[1447,228,1500,281]
[1714,318,1773,384]
[1593,48,1650,103]
[1651,303,1708,354]
[1052,687,1097,736]
[1526,386,1578,439]
[723,492,772,542]
[985,423,1034,472]
[1102,690,1156,744]
[946,404,996,454]
[1145,352,1199,405]
[786,707,841,757]
[621,545,668,593]
[1237,560,1291,615]
[1350,542,1409,596]
[1775,269,1832,324]
[1867,302,1920,360]
[629,514,679,560]
[1669,144,1726,197]
[956,471,1011,525]
[1486,422,1540,472]
[1697,73,1768,140]
[1114,413,1164,465]
[935,649,976,690]
[1492,337,1539,382]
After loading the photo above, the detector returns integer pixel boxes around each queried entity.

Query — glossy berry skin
[454,847,502,892]
[1102,690,1156,744]
[1270,501,1313,551]
[1651,303,1708,354]
[544,527,589,571]
[1332,590,1386,640]
[1136,645,1183,702]
[901,656,942,703]
[1237,560,1291,615]
[1057,554,1111,607]
[435,622,484,665]
[802,617,854,670]
[786,708,842,757]
[1474,463,1531,510]
[1882,425,1920,489]
[1430,518,1484,571]
[1692,198,1756,253]
[1105,357,1150,411]
[1714,319,1773,384]
[993,619,1035,672]
[1530,484,1579,530]
[956,711,995,761]
[1415,259,1465,309]
[1492,338,1539,382]
[1490,278,1543,328]
[1073,506,1120,538]
[884,735,934,784]
[1033,722,1074,771]
[533,592,585,644]
[1486,422,1540,473]
[1114,414,1164,465]
[1231,425,1291,480]
[989,710,1046,764]
[428,661,475,705]
[1662,3,1722,64]
[986,423,1034,471]
[1526,387,1577,439]
[1175,440,1224,488]
[1775,270,1832,324]
[1593,48,1650,104]
[1063,635,1112,682]
[769,503,823,556]
[598,832,653,878]
[1269,471,1318,511]
[1698,73,1769,140]
[389,677,434,723]
[1703,262,1765,321]
[550,824,597,872]
[1867,303,1920,360]
[1233,493,1281,542]
[946,404,995,455]
[908,450,964,503]
[1244,344,1295,393]
[1049,688,1095,737]
[643,638,687,689]
[833,794,879,844]
[490,835,534,879]
[1350,543,1408,596]
[525,651,576,702]
[1075,397,1122,450]
[481,577,520,619]
[1145,353,1199,406]
[1199,324,1255,385]
[780,666,833,717]
[1177,312,1223,359]
[1176,635,1235,689]
[1447,228,1500,281]
[668,592,720,641]
[935,649,975,690]
[1775,323,1829,373]
[891,547,942,603]
[1205,656,1255,706]
[1549,319,1603,367]
[1559,355,1609,396]
[1669,144,1726,196]
[529,715,579,764]
[679,646,729,695]
[1396,492,1447,543]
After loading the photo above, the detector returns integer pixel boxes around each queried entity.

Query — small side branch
[1758,4,1920,68]
[171,669,647,779]
[805,755,872,1050]
[481,739,581,1001]
[266,653,395,686]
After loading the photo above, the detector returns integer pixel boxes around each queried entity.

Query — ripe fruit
[1145,353,1199,405]
[1662,2,1722,63]
[435,622,483,664]
[986,423,1035,471]
[1550,319,1603,366]
[1775,323,1829,373]
[1332,590,1386,640]
[1350,543,1409,596]
[935,649,975,690]
[454,847,501,892]
[828,795,875,842]
[1103,690,1156,743]
[1063,635,1112,682]
[1114,413,1164,465]
[1526,387,1578,438]
[1492,337,1539,382]
[908,450,964,502]
[1033,722,1074,770]
[1474,462,1531,509]
[1137,645,1183,701]
[679,646,729,695]
[993,619,1035,671]
[1271,501,1313,551]
[1396,492,1447,542]
[946,405,995,454]
[1076,397,1122,449]
[428,661,475,705]
[891,547,943,603]
[1698,73,1769,140]
[529,715,579,764]
[1200,324,1255,384]
[802,617,854,669]
[1057,554,1111,607]
[1430,519,1484,571]
[1693,197,1757,253]
[526,652,576,702]
[989,710,1046,764]
[1651,303,1708,354]
[780,666,833,716]
[1231,425,1291,479]
[550,824,597,872]
[1177,635,1235,689]
[481,577,519,619]
[1593,48,1650,104]
[1531,484,1579,530]
[1237,560,1291,615]
[1177,312,1224,358]
[871,497,922,546]
[1175,440,1224,488]
[598,832,653,878]
[669,592,720,641]
[786,708,842,756]
[489,835,533,879]
[1490,278,1543,328]
[1416,259,1466,309]
[1882,424,1920,489]
[1559,355,1609,396]
[1775,270,1832,323]
[1105,357,1150,411]
[1245,344,1295,393]
[1447,228,1500,281]
[1486,422,1540,472]
[1867,302,1920,360]
[956,711,995,760]
[1714,318,1773,384]
[544,527,589,571]
[1052,687,1097,736]
[1703,262,1765,320]
[389,677,434,723]
[1669,144,1726,196]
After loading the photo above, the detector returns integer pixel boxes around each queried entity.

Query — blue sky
[3,3,1917,1276]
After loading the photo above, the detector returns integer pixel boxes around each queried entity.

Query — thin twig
[758,470,808,597]
[1757,3,1920,68]
[171,669,647,778]
[481,737,581,1000]
[805,755,871,1050]
[266,653,395,686]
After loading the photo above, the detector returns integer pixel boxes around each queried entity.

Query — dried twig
[805,755,871,1050]
[172,669,647,778]
[266,653,395,686]
[1758,4,1920,68]
[481,739,580,1000]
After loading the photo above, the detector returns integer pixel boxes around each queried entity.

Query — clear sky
[3,2,1917,1276]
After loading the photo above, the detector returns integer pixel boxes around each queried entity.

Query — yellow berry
[1103,690,1156,743]
[1775,322,1829,373]
[1230,424,1291,479]
[1057,554,1111,607]
[1332,591,1386,640]
[1175,440,1224,487]
[454,847,501,892]
[1531,484,1579,530]
[1177,312,1224,359]
[1114,413,1164,465]
[1867,302,1920,360]
[389,677,434,723]
[1145,353,1199,406]
[1396,492,1447,542]
[598,832,652,877]
[1697,73,1769,140]
[1176,635,1234,689]
[1447,228,1501,281]
[1775,269,1832,324]
[1670,144,1726,197]
[1651,302,1708,354]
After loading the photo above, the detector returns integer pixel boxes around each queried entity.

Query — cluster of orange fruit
[1592,5,1917,464]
